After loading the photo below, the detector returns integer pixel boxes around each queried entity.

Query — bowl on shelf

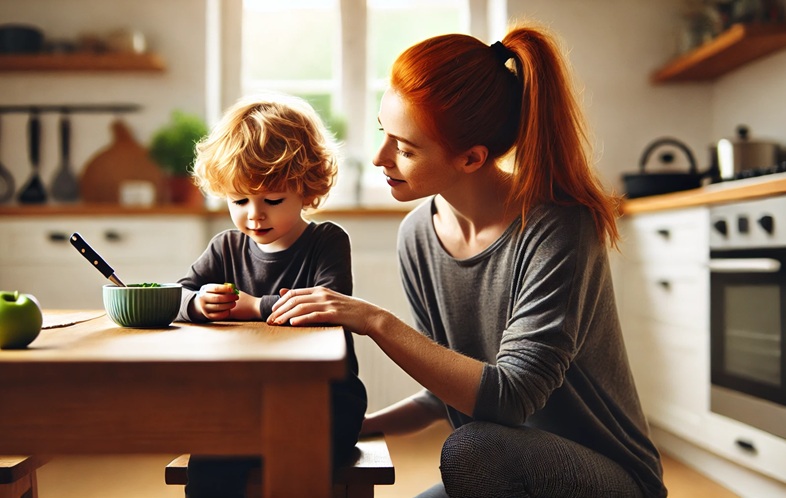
[0,24,44,54]
[103,283,182,328]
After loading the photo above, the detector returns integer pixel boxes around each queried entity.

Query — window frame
[215,0,505,207]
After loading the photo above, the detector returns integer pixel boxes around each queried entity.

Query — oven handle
[708,258,782,273]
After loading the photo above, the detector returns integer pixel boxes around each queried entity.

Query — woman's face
[373,89,467,202]
[225,188,309,252]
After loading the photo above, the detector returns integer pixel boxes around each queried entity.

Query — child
[177,93,367,498]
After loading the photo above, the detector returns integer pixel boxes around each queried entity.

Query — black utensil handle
[29,110,40,169]
[70,232,115,279]
[60,112,70,161]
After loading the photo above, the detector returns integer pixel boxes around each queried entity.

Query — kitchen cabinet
[616,203,786,489]
[616,207,710,444]
[651,22,786,83]
[0,216,205,309]
[0,52,166,72]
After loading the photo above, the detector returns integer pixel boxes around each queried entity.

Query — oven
[709,195,786,440]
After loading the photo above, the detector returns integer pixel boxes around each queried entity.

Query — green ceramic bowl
[103,283,182,328]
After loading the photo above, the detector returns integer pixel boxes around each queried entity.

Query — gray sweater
[177,222,353,322]
[398,198,666,497]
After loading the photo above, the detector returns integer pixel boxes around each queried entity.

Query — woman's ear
[461,145,489,174]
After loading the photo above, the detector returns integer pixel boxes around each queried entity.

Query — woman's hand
[268,286,379,335]
[271,287,484,415]
[193,283,240,321]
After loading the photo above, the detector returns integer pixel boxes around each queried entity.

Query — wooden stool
[165,434,395,498]
[0,456,47,498]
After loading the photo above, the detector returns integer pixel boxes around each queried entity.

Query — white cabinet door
[616,207,710,443]
[0,216,206,309]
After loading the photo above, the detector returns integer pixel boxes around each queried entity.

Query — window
[241,0,488,206]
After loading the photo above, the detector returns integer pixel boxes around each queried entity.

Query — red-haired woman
[269,23,667,498]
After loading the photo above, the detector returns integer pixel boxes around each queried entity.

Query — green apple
[0,291,43,349]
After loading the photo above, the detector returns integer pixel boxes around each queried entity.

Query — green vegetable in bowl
[129,283,162,288]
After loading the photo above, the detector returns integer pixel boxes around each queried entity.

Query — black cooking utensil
[0,115,15,203]
[69,232,126,287]
[51,111,79,202]
[622,137,709,199]
[17,109,47,204]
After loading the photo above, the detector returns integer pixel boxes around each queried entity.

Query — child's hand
[227,290,263,321]
[194,283,240,321]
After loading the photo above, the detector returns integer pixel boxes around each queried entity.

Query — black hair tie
[489,41,513,64]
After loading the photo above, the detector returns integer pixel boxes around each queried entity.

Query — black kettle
[623,138,710,199]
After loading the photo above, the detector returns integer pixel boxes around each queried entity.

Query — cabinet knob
[104,231,122,242]
[737,215,749,234]
[48,232,69,242]
[656,229,670,239]
[713,219,728,236]
[735,439,757,454]
[758,214,774,234]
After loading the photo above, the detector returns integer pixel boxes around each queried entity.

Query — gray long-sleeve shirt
[177,222,353,322]
[398,198,666,497]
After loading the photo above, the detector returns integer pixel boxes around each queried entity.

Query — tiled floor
[35,421,739,497]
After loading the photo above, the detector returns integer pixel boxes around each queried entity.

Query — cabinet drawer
[705,412,786,483]
[622,207,709,263]
[0,217,205,265]
[625,263,708,328]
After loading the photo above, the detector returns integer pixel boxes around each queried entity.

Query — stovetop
[711,161,786,183]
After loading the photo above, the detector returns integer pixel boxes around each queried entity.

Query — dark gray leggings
[416,422,645,498]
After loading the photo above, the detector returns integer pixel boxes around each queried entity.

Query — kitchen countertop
[2,174,785,217]
[622,172,786,214]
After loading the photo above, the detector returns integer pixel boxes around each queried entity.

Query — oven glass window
[724,284,781,386]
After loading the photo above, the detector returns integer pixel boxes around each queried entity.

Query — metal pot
[623,137,707,199]
[717,125,780,180]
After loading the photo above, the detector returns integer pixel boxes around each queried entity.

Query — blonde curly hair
[192,93,339,209]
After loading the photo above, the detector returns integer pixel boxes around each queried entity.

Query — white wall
[713,49,786,146]
[507,0,715,191]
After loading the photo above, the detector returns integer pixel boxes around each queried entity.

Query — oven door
[709,248,786,438]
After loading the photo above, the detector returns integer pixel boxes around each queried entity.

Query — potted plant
[149,110,208,205]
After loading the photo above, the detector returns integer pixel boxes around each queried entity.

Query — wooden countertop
[622,173,786,215]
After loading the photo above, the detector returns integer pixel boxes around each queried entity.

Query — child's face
[226,188,310,252]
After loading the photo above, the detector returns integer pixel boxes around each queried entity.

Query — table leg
[261,381,331,498]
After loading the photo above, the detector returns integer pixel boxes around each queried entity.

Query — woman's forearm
[368,310,485,417]
[361,392,445,436]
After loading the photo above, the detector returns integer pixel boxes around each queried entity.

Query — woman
[269,22,667,498]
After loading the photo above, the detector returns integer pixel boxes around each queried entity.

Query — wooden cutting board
[79,120,165,204]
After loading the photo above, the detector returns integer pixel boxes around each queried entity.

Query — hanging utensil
[0,115,15,203]
[51,110,80,202]
[17,108,47,204]
[69,232,126,287]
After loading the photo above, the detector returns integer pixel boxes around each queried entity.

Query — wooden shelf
[0,52,165,72]
[651,23,786,83]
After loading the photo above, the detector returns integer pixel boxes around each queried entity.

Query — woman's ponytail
[503,25,620,247]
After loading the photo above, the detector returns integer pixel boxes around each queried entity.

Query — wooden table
[0,311,347,498]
